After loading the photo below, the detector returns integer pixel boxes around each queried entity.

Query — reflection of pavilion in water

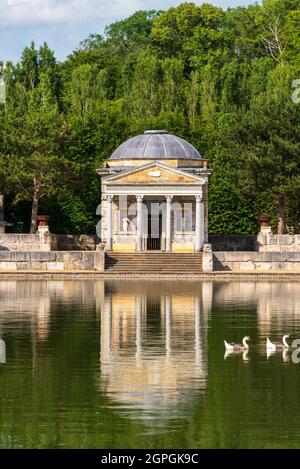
[212,282,300,335]
[99,282,212,419]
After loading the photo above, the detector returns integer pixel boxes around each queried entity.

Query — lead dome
[109,130,202,161]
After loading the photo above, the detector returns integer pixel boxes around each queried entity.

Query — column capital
[107,194,114,201]
[195,194,203,203]
[165,195,173,203]
[136,195,144,202]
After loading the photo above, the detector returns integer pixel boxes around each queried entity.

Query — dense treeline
[0,0,299,234]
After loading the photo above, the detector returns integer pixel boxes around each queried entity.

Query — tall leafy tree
[1,45,67,233]
[233,67,300,234]
[0,1,299,235]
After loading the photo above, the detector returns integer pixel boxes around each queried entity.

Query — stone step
[106,261,202,264]
[105,252,203,272]
[105,254,203,257]
[106,269,202,272]
[106,267,202,271]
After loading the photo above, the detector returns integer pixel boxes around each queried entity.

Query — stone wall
[0,233,98,251]
[208,234,300,253]
[257,233,300,252]
[208,235,257,251]
[214,251,300,271]
[0,251,105,271]
[0,234,57,251]
[57,234,97,251]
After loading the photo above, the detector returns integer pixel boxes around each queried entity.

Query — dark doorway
[147,213,162,250]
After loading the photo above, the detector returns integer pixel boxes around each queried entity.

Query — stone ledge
[0,251,105,272]
[213,251,300,271]
[2,271,300,281]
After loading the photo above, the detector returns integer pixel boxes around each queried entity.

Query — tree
[1,44,68,233]
[104,10,159,55]
[1,1,300,235]
[234,67,300,234]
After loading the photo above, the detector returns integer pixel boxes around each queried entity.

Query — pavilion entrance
[147,211,162,251]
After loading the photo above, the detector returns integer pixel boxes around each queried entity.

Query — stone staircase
[105,252,203,273]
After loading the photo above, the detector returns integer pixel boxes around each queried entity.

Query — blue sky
[0,0,259,63]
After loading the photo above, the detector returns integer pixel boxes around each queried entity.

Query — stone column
[165,195,173,252]
[136,195,144,252]
[195,195,204,252]
[106,195,113,251]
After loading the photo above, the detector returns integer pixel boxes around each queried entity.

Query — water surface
[0,279,300,448]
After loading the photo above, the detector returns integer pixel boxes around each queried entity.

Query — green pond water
[0,279,300,449]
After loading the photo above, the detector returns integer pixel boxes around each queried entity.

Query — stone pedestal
[37,216,50,234]
[202,243,213,272]
[258,216,272,235]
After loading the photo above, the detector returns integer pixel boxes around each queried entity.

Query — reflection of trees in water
[212,282,300,335]
[0,280,99,342]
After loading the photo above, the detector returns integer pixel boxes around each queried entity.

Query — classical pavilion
[97,130,212,253]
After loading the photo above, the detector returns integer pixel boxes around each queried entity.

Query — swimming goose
[224,336,250,352]
[266,334,290,351]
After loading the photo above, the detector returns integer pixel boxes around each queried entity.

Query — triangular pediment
[105,162,204,185]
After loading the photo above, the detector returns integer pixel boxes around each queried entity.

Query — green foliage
[0,1,299,234]
[230,65,300,232]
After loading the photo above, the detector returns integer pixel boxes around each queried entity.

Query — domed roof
[109,130,202,160]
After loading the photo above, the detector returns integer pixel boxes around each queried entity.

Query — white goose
[266,334,290,351]
[224,336,251,352]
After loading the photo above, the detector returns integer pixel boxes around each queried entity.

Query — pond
[0,279,300,449]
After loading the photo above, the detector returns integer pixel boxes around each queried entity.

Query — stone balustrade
[0,251,104,271]
[0,234,57,251]
[257,233,300,252]
[214,251,300,271]
[0,234,99,252]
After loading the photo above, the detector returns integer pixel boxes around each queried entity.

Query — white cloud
[0,0,259,62]
[0,0,145,26]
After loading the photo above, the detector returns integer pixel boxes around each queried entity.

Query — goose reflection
[99,282,211,422]
[282,349,290,363]
[224,349,249,362]
[266,347,291,363]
